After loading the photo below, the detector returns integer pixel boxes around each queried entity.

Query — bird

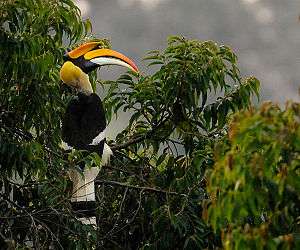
[59,41,138,223]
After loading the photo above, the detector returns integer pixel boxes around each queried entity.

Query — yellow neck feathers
[60,61,93,94]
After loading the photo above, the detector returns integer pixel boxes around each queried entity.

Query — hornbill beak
[62,41,139,74]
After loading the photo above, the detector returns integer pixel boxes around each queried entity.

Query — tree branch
[110,115,171,151]
[95,179,187,197]
[110,134,146,151]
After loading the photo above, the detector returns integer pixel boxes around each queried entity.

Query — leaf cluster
[207,102,300,250]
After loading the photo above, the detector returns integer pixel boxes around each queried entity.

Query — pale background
[73,0,300,136]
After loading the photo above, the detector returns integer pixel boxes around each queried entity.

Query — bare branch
[95,179,187,197]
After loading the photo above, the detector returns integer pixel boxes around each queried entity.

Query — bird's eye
[63,51,70,61]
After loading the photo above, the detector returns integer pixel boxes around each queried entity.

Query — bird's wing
[62,93,107,148]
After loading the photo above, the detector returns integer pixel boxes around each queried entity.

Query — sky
[73,0,300,103]
[73,0,300,135]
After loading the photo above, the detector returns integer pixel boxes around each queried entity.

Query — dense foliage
[207,102,300,250]
[101,36,259,249]
[1,0,298,249]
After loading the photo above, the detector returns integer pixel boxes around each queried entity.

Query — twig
[95,180,187,197]
[102,187,128,238]
[101,190,143,240]
[110,134,147,151]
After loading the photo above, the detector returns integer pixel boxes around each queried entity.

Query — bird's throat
[78,73,93,95]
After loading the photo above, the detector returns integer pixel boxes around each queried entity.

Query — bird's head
[60,41,138,93]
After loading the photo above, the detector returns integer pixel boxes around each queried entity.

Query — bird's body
[61,92,113,202]
[59,41,138,224]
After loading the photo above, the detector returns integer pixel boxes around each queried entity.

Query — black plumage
[64,55,99,74]
[62,92,106,155]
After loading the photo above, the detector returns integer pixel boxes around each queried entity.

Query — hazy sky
[74,0,300,104]
[72,0,300,137]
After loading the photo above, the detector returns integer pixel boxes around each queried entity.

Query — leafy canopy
[6,0,299,250]
[207,102,300,250]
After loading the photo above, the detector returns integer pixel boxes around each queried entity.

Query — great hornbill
[59,41,138,223]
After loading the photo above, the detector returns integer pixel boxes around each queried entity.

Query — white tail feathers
[68,143,113,202]
[68,167,100,202]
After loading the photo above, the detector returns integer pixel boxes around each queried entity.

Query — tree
[100,36,259,249]
[0,0,263,249]
[207,102,300,250]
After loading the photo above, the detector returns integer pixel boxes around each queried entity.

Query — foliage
[0,0,101,248]
[207,102,300,250]
[98,36,259,249]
